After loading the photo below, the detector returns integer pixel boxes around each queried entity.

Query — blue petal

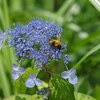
[30,73,36,80]
[69,68,76,75]
[12,70,19,80]
[18,67,26,74]
[35,78,42,86]
[12,64,19,71]
[61,71,70,79]
[68,75,78,85]
[25,78,35,88]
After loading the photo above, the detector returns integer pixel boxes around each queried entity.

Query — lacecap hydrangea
[7,18,69,67]
[7,18,78,86]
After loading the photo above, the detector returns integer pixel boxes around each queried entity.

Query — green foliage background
[0,0,100,100]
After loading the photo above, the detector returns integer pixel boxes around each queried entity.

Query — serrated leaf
[49,73,75,100]
[75,92,96,100]
[13,67,38,94]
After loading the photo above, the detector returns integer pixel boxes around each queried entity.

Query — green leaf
[0,0,10,30]
[0,44,17,97]
[75,92,96,100]
[37,81,48,90]
[89,0,100,12]
[74,43,100,69]
[0,51,11,97]
[3,93,97,100]
[10,0,23,12]
[49,73,75,100]
[57,0,75,16]
[3,94,43,100]
[75,76,92,94]
[92,85,100,100]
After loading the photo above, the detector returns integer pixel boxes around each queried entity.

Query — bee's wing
[57,34,61,40]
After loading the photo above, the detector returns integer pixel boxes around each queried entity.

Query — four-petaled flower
[61,68,78,85]
[12,64,26,80]
[25,73,42,88]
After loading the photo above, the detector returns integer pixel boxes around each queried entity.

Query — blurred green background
[0,0,100,100]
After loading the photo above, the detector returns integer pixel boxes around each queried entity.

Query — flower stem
[42,64,52,75]
[65,64,69,70]
[36,69,41,77]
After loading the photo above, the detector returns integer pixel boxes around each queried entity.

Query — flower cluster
[7,18,68,68]
[7,18,78,87]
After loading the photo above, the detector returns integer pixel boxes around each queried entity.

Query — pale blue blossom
[25,73,42,88]
[61,68,78,85]
[12,64,26,80]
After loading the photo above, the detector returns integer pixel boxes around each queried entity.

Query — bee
[49,39,61,49]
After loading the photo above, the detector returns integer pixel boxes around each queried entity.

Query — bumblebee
[49,39,61,49]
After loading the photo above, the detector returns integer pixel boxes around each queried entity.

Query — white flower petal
[12,70,19,80]
[61,71,70,79]
[25,78,35,88]
[18,67,26,74]
[68,75,78,85]
[0,40,3,49]
[69,68,76,75]
[35,78,42,86]
[0,30,6,43]
[0,30,3,35]
[12,64,19,71]
[30,73,36,80]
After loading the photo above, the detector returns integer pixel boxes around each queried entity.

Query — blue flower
[63,55,71,64]
[61,68,78,85]
[25,73,42,88]
[12,64,26,80]
[7,18,70,69]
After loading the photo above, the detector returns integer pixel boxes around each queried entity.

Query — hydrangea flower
[25,73,42,88]
[7,18,70,68]
[12,64,26,80]
[5,18,78,88]
[61,68,78,85]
